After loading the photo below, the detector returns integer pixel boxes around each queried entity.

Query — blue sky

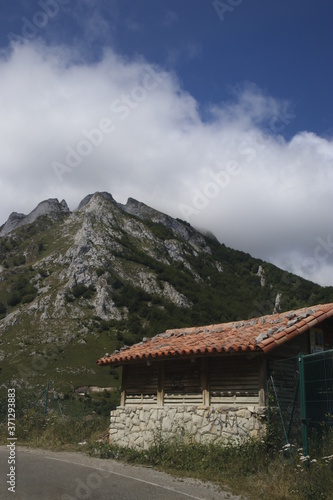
[0,0,333,287]
[2,0,332,138]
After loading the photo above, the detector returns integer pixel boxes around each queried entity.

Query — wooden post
[157,362,164,407]
[259,356,267,407]
[202,358,209,407]
[120,366,126,406]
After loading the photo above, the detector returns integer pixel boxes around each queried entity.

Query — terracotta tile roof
[97,303,333,366]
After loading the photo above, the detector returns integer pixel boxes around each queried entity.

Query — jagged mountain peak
[1,190,333,392]
[122,197,154,217]
[120,196,207,246]
[77,192,115,211]
[122,196,171,221]
[75,192,207,248]
[0,190,200,244]
[0,198,70,237]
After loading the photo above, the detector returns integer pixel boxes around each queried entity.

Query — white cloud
[0,41,333,287]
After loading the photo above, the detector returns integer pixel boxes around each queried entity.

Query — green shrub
[96,267,104,277]
[13,254,26,266]
[7,291,21,307]
[65,292,75,303]
[72,284,96,299]
[21,293,36,304]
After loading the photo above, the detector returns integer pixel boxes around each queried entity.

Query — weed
[1,403,332,499]
[0,408,109,451]
[88,430,333,500]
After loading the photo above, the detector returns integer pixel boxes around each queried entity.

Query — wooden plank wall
[209,356,260,406]
[123,355,261,407]
[164,359,203,405]
[124,364,159,405]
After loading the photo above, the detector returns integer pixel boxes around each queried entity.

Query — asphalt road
[0,446,243,500]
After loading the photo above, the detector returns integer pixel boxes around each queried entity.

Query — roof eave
[97,344,262,366]
[258,308,333,354]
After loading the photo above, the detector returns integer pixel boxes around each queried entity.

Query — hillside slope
[0,191,332,393]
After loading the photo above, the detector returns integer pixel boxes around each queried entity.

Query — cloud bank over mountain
[1,42,333,285]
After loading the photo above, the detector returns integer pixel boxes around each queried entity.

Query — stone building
[97,303,333,449]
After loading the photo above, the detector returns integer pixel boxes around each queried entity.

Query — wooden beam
[157,362,164,407]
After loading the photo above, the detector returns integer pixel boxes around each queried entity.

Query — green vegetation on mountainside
[1,194,333,396]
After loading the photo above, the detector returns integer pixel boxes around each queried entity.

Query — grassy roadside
[88,431,333,500]
[1,406,332,499]
[0,389,114,451]
[0,409,109,452]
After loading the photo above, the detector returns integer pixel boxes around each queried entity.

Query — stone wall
[109,405,267,449]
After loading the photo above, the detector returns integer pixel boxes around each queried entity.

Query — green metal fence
[269,349,333,456]
[268,356,301,447]
[299,350,333,455]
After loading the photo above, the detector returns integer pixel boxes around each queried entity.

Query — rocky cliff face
[0,191,332,391]
[0,198,70,237]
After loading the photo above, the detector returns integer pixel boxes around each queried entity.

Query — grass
[88,430,333,500]
[0,393,112,451]
[2,396,332,500]
[0,319,120,392]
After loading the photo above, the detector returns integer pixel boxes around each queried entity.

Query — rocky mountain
[1,191,333,393]
[0,198,69,237]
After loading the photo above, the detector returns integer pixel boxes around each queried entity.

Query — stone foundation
[109,406,266,449]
